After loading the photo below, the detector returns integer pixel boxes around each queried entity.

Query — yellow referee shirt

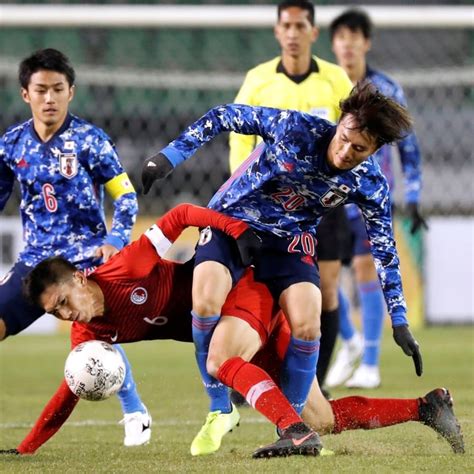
[229,56,352,173]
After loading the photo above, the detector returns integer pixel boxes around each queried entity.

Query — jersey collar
[276,57,319,84]
[29,113,73,144]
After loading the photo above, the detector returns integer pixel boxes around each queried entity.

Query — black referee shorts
[316,206,351,262]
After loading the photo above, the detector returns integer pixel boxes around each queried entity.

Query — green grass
[0,326,473,473]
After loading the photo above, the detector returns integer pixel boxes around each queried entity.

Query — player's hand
[236,228,262,267]
[407,203,428,234]
[94,244,120,263]
[0,449,19,455]
[393,325,423,376]
[141,153,174,195]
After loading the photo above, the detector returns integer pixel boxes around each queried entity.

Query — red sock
[329,396,420,433]
[217,356,302,431]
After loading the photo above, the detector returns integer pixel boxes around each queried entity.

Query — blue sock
[114,344,146,414]
[280,336,320,414]
[358,281,386,366]
[191,311,231,413]
[338,287,355,341]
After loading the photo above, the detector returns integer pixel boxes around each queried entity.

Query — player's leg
[114,344,152,447]
[345,220,385,389]
[215,316,321,458]
[192,228,245,415]
[317,259,341,389]
[325,286,364,388]
[314,208,351,390]
[302,383,464,454]
[278,281,321,414]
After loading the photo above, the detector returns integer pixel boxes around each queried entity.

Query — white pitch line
[1,417,472,430]
[0,417,267,430]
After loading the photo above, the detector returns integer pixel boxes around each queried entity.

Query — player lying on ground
[141,82,423,430]
[0,204,464,458]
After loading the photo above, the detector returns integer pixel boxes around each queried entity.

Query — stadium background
[0,1,473,327]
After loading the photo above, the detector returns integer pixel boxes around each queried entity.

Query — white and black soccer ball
[64,341,126,401]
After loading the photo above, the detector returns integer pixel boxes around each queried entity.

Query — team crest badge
[320,186,349,207]
[59,152,78,179]
[131,287,148,305]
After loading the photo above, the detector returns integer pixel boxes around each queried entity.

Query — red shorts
[250,312,291,383]
[222,268,280,345]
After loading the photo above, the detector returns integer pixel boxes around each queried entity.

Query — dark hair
[278,1,315,26]
[19,48,75,89]
[329,9,372,40]
[339,81,413,147]
[23,256,77,307]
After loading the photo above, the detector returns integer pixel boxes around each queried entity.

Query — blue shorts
[348,214,371,256]
[0,261,45,337]
[194,227,320,301]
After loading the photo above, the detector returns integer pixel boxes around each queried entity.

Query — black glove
[236,228,262,267]
[393,325,423,376]
[0,449,19,455]
[406,203,428,234]
[141,153,174,195]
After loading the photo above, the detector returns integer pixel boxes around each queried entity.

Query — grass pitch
[0,326,472,473]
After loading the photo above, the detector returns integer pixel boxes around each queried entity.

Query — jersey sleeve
[0,137,14,212]
[355,173,408,327]
[88,129,138,250]
[229,72,259,173]
[390,84,423,204]
[16,325,92,454]
[104,174,138,250]
[155,203,249,243]
[159,104,288,169]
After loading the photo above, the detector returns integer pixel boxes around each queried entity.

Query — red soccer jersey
[71,202,250,347]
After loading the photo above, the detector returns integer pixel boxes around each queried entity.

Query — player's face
[21,70,74,130]
[40,272,97,324]
[327,114,378,170]
[332,26,371,70]
[275,7,318,59]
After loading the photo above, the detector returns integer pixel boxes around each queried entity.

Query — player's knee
[291,320,320,341]
[192,292,226,317]
[206,352,225,378]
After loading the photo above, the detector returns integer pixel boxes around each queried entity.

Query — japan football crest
[59,152,78,179]
[320,184,350,208]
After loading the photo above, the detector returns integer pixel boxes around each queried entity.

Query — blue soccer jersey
[345,66,422,220]
[0,114,137,268]
[160,104,407,326]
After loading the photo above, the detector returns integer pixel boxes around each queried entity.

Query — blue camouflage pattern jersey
[160,104,407,326]
[0,114,138,268]
[346,67,422,220]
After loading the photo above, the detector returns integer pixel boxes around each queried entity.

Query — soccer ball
[64,340,126,401]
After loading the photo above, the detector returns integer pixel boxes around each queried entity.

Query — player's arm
[142,104,288,194]
[99,172,138,261]
[229,72,259,173]
[89,132,138,260]
[390,84,426,234]
[10,326,92,454]
[15,380,80,454]
[150,204,260,266]
[357,178,422,375]
[110,204,259,280]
